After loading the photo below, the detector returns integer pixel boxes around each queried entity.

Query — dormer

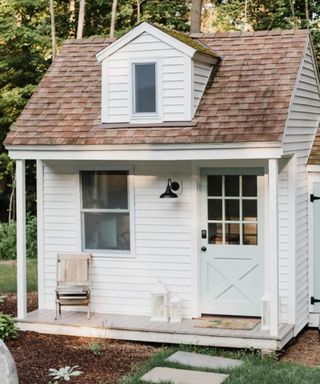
[96,22,219,124]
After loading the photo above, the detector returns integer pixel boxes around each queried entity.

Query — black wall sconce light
[160,178,181,199]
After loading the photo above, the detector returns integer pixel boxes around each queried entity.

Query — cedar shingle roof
[4,29,309,146]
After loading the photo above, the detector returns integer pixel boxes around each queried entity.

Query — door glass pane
[134,63,156,113]
[225,175,239,196]
[225,200,239,221]
[81,171,128,209]
[208,223,223,244]
[242,175,257,197]
[225,223,240,244]
[242,200,257,221]
[208,175,222,196]
[243,223,257,245]
[84,212,130,250]
[208,199,222,221]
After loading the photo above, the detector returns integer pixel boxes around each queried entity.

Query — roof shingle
[4,29,309,146]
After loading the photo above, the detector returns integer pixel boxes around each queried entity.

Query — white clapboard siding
[41,160,193,317]
[193,61,212,112]
[105,31,187,122]
[283,43,320,333]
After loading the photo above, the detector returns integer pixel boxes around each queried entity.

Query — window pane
[84,212,130,250]
[243,223,257,245]
[225,175,239,196]
[208,223,223,244]
[207,175,222,196]
[242,200,257,221]
[208,199,222,221]
[135,63,156,113]
[242,176,257,197]
[81,171,128,209]
[225,223,240,244]
[225,200,239,221]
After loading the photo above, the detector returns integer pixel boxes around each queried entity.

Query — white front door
[200,170,264,316]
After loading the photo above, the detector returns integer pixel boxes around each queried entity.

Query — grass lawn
[0,259,37,293]
[122,345,320,384]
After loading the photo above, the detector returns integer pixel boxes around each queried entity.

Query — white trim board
[96,22,217,64]
[36,160,45,309]
[17,321,292,351]
[307,165,320,173]
[7,143,283,161]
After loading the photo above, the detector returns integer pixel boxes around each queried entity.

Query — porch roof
[4,29,309,147]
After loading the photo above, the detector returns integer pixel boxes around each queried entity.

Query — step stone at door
[140,367,229,384]
[165,351,243,370]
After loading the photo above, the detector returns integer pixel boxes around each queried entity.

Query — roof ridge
[61,28,309,45]
[190,28,309,39]
[64,37,116,45]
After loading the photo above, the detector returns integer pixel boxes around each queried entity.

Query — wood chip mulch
[0,291,38,316]
[282,329,320,367]
[1,293,159,384]
[6,333,158,384]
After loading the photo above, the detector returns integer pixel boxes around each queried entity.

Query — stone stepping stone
[140,367,228,384]
[166,351,243,370]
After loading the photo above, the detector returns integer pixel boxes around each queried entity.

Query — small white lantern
[150,280,168,322]
[169,295,182,323]
[261,293,271,330]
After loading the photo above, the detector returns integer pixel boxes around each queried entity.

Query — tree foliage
[206,0,320,66]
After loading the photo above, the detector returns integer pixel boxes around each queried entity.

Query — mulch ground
[282,328,320,367]
[1,293,159,384]
[1,291,38,316]
[6,333,158,384]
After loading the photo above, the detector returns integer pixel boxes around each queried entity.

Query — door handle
[201,246,207,252]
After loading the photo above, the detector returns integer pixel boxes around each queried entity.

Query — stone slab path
[141,367,229,384]
[166,351,243,370]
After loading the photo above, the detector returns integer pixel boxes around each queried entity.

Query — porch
[12,150,297,345]
[18,309,294,351]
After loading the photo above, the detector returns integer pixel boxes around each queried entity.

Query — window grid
[80,170,130,253]
[207,175,258,245]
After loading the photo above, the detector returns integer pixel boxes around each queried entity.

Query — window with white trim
[133,62,157,114]
[80,171,130,252]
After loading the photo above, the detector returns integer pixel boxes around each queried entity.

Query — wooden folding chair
[55,253,92,320]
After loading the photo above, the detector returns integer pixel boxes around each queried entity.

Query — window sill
[130,113,161,124]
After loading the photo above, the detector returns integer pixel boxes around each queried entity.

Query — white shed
[5,23,320,351]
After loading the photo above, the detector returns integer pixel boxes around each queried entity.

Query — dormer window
[96,22,219,124]
[133,63,157,114]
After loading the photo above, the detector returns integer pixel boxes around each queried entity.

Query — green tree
[207,0,320,67]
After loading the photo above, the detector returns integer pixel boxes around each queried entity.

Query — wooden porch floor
[17,309,294,351]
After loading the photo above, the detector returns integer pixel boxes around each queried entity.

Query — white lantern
[150,280,168,322]
[169,295,181,323]
[261,293,271,330]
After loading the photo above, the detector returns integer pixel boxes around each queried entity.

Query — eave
[6,142,283,161]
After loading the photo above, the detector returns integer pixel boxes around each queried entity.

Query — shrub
[0,221,16,260]
[87,341,103,356]
[26,215,37,259]
[0,313,18,341]
[0,215,37,260]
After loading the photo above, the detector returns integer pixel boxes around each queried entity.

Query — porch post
[268,159,279,337]
[16,160,27,319]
